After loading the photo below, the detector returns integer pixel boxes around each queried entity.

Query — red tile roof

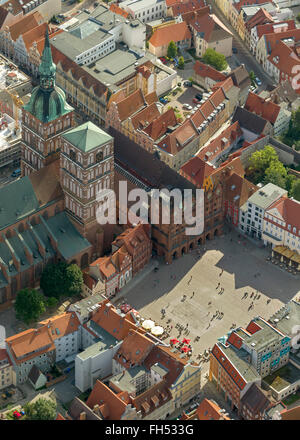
[180,156,214,187]
[267,40,300,87]
[198,122,242,163]
[109,3,129,18]
[114,329,155,368]
[22,23,48,52]
[244,92,281,125]
[181,6,210,25]
[245,7,274,31]
[171,0,206,16]
[7,11,43,41]
[86,380,127,420]
[131,102,160,130]
[182,398,231,420]
[116,89,145,122]
[149,22,191,48]
[189,13,232,42]
[256,19,295,40]
[156,119,198,155]
[142,108,178,141]
[193,60,227,81]
[224,173,257,209]
[266,197,300,232]
[112,224,151,255]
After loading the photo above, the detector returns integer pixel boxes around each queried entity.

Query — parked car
[182,103,192,110]
[184,80,192,87]
[13,411,22,419]
[192,98,200,104]
[195,93,203,101]
[232,47,238,54]
[159,97,168,104]
[11,168,21,178]
[255,77,262,86]
[159,57,167,64]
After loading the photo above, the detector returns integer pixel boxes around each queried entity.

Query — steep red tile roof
[180,156,214,187]
[7,11,43,41]
[56,413,66,420]
[114,329,155,368]
[145,91,158,106]
[109,3,129,18]
[232,0,269,13]
[190,13,232,42]
[86,380,127,420]
[256,19,295,40]
[83,272,97,290]
[212,77,235,93]
[263,28,300,56]
[39,312,81,340]
[157,119,198,155]
[22,23,48,52]
[267,40,300,87]
[90,300,140,341]
[149,22,191,47]
[112,224,151,255]
[182,398,231,420]
[171,0,206,16]
[142,108,178,141]
[198,122,242,163]
[90,255,117,279]
[266,197,300,231]
[116,89,145,122]
[131,102,160,130]
[1,0,33,16]
[245,7,274,31]
[0,7,9,29]
[224,173,257,209]
[281,406,300,420]
[193,60,227,81]
[245,92,280,125]
[181,5,210,25]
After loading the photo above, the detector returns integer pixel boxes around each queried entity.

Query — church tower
[60,122,115,259]
[21,28,75,176]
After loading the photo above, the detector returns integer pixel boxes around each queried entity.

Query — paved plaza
[117,227,300,374]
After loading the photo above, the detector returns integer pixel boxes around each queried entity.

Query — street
[207,0,276,91]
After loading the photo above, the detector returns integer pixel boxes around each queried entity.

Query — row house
[244,91,291,136]
[148,21,191,57]
[209,316,290,414]
[239,182,287,239]
[245,7,274,52]
[232,106,273,142]
[236,3,274,42]
[193,60,227,90]
[188,11,233,58]
[120,0,167,23]
[181,398,231,420]
[0,11,43,59]
[262,197,300,270]
[240,383,275,420]
[5,312,81,384]
[255,27,300,71]
[250,18,295,56]
[0,349,15,390]
[89,247,133,298]
[223,172,257,227]
[0,0,60,31]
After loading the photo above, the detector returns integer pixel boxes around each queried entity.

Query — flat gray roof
[236,318,285,351]
[247,183,287,210]
[269,301,300,337]
[77,324,118,360]
[110,365,148,393]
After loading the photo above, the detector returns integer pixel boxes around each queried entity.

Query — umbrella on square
[181,346,191,353]
[151,326,164,336]
[142,319,155,330]
[170,338,179,345]
[182,338,191,345]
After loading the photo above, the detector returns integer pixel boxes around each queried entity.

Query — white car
[182,104,192,110]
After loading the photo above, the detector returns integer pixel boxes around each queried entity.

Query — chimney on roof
[79,412,86,420]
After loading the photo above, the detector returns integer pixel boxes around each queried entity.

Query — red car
[159,57,167,64]
[193,98,200,104]
[13,411,22,419]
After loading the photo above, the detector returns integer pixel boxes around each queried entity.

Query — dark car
[195,93,203,101]
[184,80,192,87]
[232,47,238,54]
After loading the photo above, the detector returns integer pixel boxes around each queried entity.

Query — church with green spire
[21,27,74,176]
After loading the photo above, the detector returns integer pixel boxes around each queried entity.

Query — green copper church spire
[39,27,56,91]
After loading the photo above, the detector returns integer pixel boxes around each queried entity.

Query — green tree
[249,71,256,86]
[264,160,287,189]
[285,174,296,195]
[46,297,58,309]
[24,398,57,420]
[40,261,67,298]
[249,145,279,183]
[281,107,300,150]
[202,48,227,71]
[40,262,83,298]
[290,179,300,201]
[178,56,184,69]
[14,289,45,324]
[65,264,83,296]
[167,41,177,59]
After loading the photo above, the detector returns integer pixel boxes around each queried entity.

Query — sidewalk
[111,259,159,305]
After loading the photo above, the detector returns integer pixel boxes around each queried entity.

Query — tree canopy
[248,145,279,184]
[167,41,177,59]
[178,56,184,69]
[202,48,227,71]
[14,288,45,324]
[40,262,83,298]
[290,179,300,201]
[24,398,57,420]
[280,107,300,150]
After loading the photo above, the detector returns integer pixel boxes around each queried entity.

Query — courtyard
[116,226,300,374]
